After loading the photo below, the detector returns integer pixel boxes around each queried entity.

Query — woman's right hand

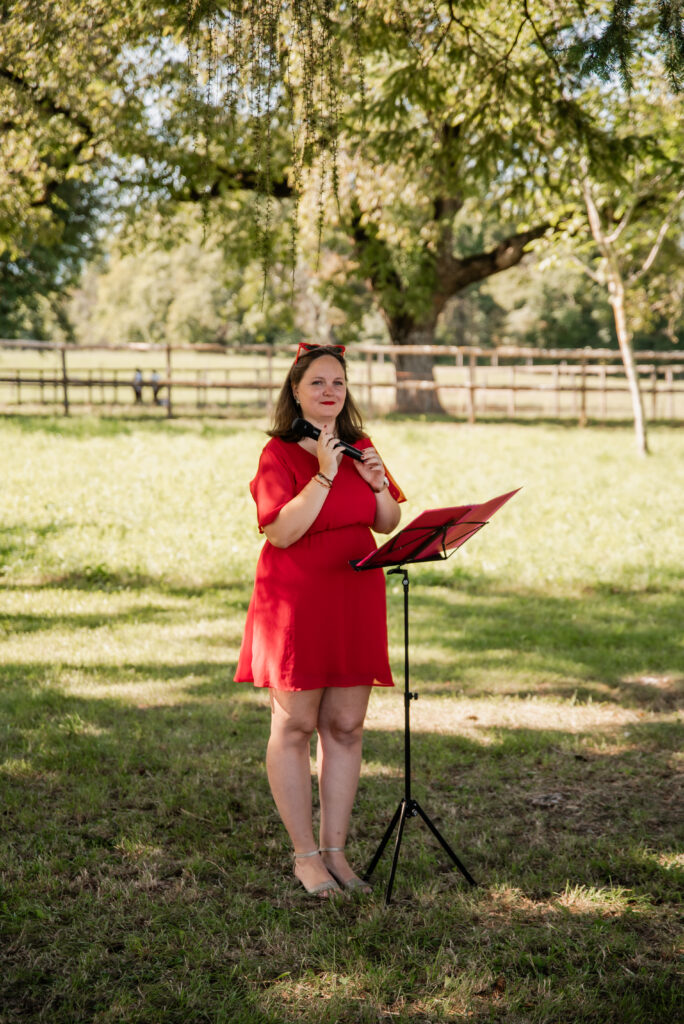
[316,424,339,480]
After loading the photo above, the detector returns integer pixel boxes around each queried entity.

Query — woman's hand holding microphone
[355,445,387,493]
[315,424,340,486]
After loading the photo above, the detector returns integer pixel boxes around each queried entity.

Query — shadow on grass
[1,665,679,892]
[2,573,682,710]
[385,576,684,709]
[2,572,682,1021]
[0,607,196,634]
[0,605,244,636]
[0,570,251,599]
[0,522,71,570]
[1,650,681,1023]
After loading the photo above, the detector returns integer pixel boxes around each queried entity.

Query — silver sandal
[293,850,342,898]
[319,846,373,894]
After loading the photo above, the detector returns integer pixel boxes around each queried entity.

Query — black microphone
[291,417,363,461]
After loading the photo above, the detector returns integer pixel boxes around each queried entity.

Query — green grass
[1,416,682,1023]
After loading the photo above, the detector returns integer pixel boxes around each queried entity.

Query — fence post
[266,346,273,419]
[366,351,374,416]
[467,352,477,424]
[579,355,587,427]
[508,365,516,417]
[651,368,658,419]
[61,346,70,415]
[166,344,173,417]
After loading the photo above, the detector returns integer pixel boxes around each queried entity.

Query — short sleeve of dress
[250,441,296,531]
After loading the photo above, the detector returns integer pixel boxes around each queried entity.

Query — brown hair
[268,345,366,444]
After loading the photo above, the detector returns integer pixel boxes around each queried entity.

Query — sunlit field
[1,415,682,1023]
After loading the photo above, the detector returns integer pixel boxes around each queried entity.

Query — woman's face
[293,355,347,426]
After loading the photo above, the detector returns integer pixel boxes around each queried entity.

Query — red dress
[234,436,406,691]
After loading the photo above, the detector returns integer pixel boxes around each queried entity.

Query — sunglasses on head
[294,342,346,364]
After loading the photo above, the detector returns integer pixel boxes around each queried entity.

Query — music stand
[351,488,520,905]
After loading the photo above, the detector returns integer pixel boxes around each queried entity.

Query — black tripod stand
[362,567,476,905]
[352,490,520,905]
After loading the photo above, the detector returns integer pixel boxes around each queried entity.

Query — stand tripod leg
[363,801,402,882]
[413,802,477,887]
[385,799,411,906]
[363,799,415,905]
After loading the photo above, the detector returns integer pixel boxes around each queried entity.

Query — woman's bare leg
[266,688,337,893]
[316,685,372,885]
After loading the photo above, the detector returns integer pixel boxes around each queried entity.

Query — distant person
[234,342,405,898]
[150,370,162,405]
[132,368,144,404]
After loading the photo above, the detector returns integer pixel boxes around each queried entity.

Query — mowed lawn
[1,415,682,1024]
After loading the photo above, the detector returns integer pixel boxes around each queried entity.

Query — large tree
[2,1,682,248]
[176,2,684,411]
[2,0,682,415]
[274,2,678,410]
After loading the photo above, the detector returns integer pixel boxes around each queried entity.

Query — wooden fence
[1,339,683,422]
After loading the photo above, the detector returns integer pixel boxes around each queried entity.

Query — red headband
[294,342,346,364]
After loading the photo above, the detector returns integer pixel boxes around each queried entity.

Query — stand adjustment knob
[409,692,419,701]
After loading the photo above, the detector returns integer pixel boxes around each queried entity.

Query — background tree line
[12,219,681,359]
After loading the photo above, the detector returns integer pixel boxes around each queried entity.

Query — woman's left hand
[354,445,386,492]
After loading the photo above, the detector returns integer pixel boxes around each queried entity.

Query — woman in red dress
[235,343,405,897]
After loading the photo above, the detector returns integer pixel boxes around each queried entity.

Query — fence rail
[1,339,683,422]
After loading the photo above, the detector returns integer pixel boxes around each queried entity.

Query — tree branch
[437,223,551,298]
[569,252,603,284]
[628,187,684,285]
[176,168,294,202]
[349,196,551,329]
[521,0,567,87]
[581,176,612,261]
[604,195,639,244]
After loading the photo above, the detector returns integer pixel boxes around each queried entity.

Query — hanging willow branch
[185,0,354,279]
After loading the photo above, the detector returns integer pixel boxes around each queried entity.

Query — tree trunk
[581,175,650,456]
[608,276,649,456]
[348,201,549,415]
[388,322,445,414]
